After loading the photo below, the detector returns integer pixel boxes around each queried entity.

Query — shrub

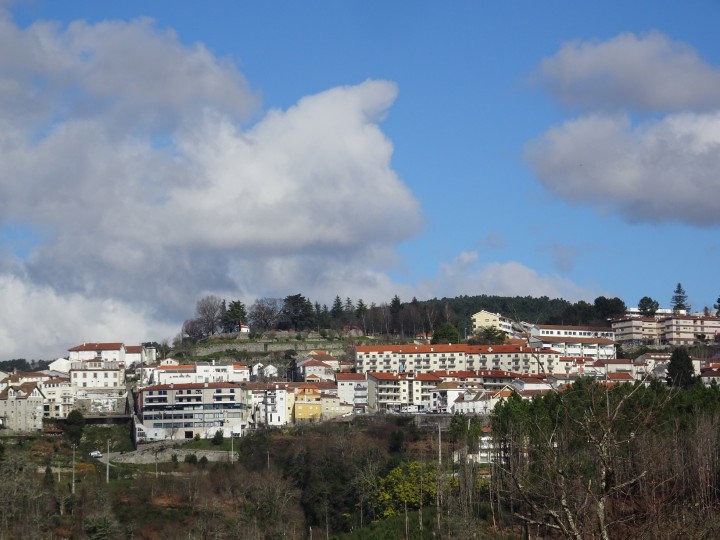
[212,429,224,446]
[184,453,198,465]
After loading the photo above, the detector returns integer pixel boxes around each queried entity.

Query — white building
[68,342,126,364]
[137,382,249,441]
[336,373,368,411]
[39,378,75,419]
[471,310,514,336]
[70,360,125,393]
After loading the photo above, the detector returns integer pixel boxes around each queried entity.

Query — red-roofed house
[68,342,126,363]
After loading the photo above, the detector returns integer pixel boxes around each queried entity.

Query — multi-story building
[39,378,75,419]
[612,317,661,345]
[137,382,248,441]
[612,315,720,346]
[68,342,126,364]
[257,385,292,426]
[659,315,720,345]
[0,383,46,431]
[70,360,125,393]
[355,344,468,375]
[471,310,514,336]
[367,372,406,412]
[335,373,368,411]
[465,345,562,375]
[293,385,322,423]
[356,343,565,376]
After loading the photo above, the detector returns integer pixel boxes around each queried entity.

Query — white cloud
[0,274,177,359]
[526,111,720,225]
[537,31,720,112]
[416,251,593,302]
[0,14,423,357]
[528,32,720,226]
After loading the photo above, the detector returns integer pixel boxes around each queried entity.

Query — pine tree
[671,283,688,313]
[667,347,695,388]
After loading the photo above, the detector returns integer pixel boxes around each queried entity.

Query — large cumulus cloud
[527,31,720,226]
[0,14,421,357]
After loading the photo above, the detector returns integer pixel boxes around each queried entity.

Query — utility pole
[71,444,76,495]
[106,439,110,484]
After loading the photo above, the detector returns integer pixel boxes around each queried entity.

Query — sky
[2,0,720,359]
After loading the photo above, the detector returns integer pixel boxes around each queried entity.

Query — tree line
[178,282,715,344]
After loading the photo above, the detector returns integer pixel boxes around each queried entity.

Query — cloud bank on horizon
[527,31,720,227]
[1,11,716,359]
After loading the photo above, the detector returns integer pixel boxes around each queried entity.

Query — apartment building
[465,345,562,375]
[471,310,514,336]
[39,378,75,419]
[355,344,467,375]
[336,373,368,411]
[137,382,248,441]
[612,314,720,346]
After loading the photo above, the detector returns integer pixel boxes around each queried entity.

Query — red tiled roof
[356,344,467,354]
[68,342,124,352]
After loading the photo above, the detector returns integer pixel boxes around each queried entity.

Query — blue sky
[2,1,720,358]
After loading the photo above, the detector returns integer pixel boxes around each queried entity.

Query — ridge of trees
[178,292,631,344]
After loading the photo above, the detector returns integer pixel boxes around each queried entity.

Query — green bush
[184,453,198,465]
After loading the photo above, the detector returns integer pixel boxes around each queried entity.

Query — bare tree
[248,298,283,332]
[195,295,224,336]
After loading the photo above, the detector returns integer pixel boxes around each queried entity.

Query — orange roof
[156,365,195,371]
[356,344,467,354]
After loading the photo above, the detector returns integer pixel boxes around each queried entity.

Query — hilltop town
[3,299,719,438]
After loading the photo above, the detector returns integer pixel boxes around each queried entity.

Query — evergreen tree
[667,347,695,388]
[330,295,344,321]
[671,283,688,313]
[431,322,460,344]
[222,300,247,332]
[638,296,659,317]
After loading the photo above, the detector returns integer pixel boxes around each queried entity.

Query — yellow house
[293,384,322,423]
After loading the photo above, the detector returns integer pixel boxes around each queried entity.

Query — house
[125,344,155,367]
[300,359,335,382]
[0,383,46,431]
[68,342,126,364]
[320,393,353,420]
[230,364,250,383]
[293,385,322,423]
[453,387,514,415]
[48,358,72,374]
